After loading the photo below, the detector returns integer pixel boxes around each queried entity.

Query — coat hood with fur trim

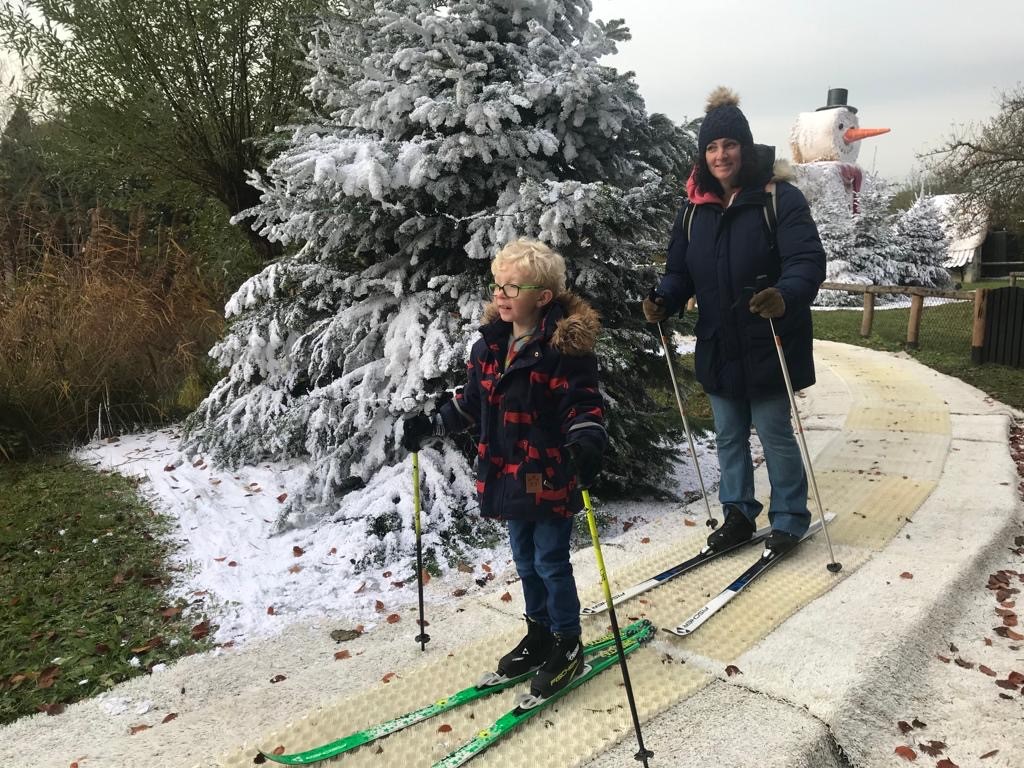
[479,291,600,356]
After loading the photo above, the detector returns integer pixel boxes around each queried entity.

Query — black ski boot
[764,529,801,558]
[496,616,554,679]
[706,505,755,553]
[529,632,584,698]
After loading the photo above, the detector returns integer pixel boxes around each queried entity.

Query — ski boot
[706,505,755,553]
[494,616,554,680]
[764,529,801,559]
[529,632,584,699]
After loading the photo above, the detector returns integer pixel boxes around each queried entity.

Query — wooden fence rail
[818,281,986,360]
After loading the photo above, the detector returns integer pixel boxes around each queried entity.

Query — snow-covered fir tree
[796,165,860,306]
[845,174,903,289]
[892,195,951,288]
[183,0,694,574]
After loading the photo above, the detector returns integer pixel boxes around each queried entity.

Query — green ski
[260,620,652,765]
[432,621,656,768]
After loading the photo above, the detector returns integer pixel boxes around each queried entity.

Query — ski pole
[766,318,842,573]
[581,488,653,767]
[412,451,431,650]
[656,320,717,529]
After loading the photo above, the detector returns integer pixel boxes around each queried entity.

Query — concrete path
[2,341,1021,768]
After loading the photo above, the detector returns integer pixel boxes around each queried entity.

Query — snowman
[789,88,889,212]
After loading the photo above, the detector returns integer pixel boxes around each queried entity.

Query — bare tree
[0,1,351,261]
[924,86,1024,231]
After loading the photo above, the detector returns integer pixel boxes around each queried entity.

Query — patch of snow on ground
[76,425,729,647]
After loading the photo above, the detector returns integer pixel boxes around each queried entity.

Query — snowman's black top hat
[816,88,857,114]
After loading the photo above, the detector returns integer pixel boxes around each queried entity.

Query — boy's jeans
[506,517,581,637]
[708,392,811,538]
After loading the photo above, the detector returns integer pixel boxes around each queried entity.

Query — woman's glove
[642,289,670,323]
[749,287,786,318]
[566,436,603,489]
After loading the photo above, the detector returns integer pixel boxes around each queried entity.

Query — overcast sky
[590,0,1023,182]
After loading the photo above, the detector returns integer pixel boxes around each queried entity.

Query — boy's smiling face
[491,265,552,336]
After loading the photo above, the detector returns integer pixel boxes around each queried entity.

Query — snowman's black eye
[838,123,845,130]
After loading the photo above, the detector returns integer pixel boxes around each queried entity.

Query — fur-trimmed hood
[480,291,600,356]
[771,158,795,183]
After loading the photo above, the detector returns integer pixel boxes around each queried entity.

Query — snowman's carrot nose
[843,126,890,144]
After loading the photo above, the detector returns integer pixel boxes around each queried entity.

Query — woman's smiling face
[705,138,742,188]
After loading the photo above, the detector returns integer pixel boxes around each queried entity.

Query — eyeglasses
[486,282,543,298]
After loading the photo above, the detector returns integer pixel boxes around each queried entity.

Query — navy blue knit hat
[697,87,753,154]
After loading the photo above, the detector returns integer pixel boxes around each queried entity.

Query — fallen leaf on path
[684,519,696,526]
[979,665,997,677]
[129,724,150,735]
[386,613,401,624]
[900,572,914,579]
[270,674,287,683]
[894,745,917,761]
[500,591,512,602]
[382,672,397,683]
[288,564,302,574]
[911,718,927,729]
[292,546,304,557]
[438,724,452,733]
[993,626,1024,640]
[334,650,351,660]
[954,657,974,669]
[162,713,178,723]
[724,665,742,677]
[897,721,913,734]
[452,588,467,597]
[919,740,946,757]
[980,750,999,759]
[936,760,959,768]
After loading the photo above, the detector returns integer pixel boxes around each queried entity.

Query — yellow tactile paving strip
[215,341,953,768]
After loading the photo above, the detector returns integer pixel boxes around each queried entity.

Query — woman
[643,87,826,557]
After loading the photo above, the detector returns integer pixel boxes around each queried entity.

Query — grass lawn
[0,458,210,725]
[812,301,1024,411]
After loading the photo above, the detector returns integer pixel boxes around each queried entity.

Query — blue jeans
[708,392,810,537]
[506,517,581,637]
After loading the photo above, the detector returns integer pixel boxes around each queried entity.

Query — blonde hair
[492,239,567,294]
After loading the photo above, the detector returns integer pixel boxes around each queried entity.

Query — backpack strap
[762,182,779,254]
[682,201,695,243]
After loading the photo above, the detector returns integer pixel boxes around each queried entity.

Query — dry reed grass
[0,207,223,456]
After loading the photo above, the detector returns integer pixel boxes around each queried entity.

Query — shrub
[0,209,222,454]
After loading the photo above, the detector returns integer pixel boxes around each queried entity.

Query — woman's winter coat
[439,293,607,521]
[657,162,826,399]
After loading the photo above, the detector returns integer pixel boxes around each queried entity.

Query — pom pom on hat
[705,86,741,113]
[698,85,753,154]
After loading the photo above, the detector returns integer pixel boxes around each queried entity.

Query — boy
[402,239,606,698]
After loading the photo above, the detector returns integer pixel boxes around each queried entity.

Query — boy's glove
[749,287,786,319]
[566,436,603,489]
[642,289,670,323]
[402,414,441,452]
